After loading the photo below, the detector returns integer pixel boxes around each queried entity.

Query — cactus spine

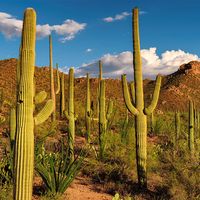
[49,35,56,121]
[60,72,65,118]
[85,73,91,143]
[65,68,75,162]
[188,100,194,153]
[14,8,36,200]
[121,8,161,188]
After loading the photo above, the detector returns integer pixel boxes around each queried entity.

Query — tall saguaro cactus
[49,35,56,121]
[121,8,162,188]
[14,9,54,200]
[85,73,91,143]
[14,8,36,200]
[65,68,76,162]
[188,100,194,153]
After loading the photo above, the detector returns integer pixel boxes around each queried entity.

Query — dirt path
[65,177,112,200]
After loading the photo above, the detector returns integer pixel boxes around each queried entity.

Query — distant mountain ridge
[0,58,200,117]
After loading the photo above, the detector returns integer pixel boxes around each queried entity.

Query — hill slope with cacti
[0,58,200,117]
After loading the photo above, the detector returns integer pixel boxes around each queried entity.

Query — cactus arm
[55,63,60,95]
[144,75,162,115]
[34,99,54,125]
[188,100,194,152]
[130,81,135,105]
[121,74,139,115]
[35,91,47,104]
[60,73,65,118]
[10,108,16,144]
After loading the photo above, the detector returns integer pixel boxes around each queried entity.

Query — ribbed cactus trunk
[99,80,106,159]
[56,63,60,95]
[121,8,161,188]
[14,8,36,200]
[49,35,56,121]
[65,68,75,162]
[60,73,65,118]
[175,112,180,145]
[188,100,194,153]
[85,73,91,143]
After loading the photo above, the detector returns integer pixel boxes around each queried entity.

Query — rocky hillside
[0,58,200,117]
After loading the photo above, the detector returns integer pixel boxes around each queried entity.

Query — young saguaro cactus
[188,100,194,153]
[121,8,162,188]
[14,8,54,200]
[99,80,113,159]
[65,68,76,162]
[175,111,180,145]
[60,72,65,118]
[85,73,92,143]
[49,35,56,121]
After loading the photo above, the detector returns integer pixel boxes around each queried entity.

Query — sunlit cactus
[65,68,76,162]
[188,100,194,153]
[121,8,162,188]
[60,72,65,118]
[14,8,54,200]
[49,35,56,121]
[85,73,91,143]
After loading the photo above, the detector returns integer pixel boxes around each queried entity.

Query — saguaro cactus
[14,9,54,200]
[99,80,113,159]
[49,35,56,121]
[55,63,60,95]
[65,68,76,162]
[121,8,162,188]
[10,108,16,150]
[85,73,91,143]
[60,72,65,118]
[188,100,194,153]
[14,8,36,200]
[175,111,180,145]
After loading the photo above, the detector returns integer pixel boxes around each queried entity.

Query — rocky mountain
[0,58,200,118]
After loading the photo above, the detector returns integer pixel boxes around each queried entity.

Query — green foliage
[35,139,85,195]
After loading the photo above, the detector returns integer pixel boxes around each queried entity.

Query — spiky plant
[14,8,54,200]
[188,100,194,153]
[121,8,162,188]
[65,68,76,162]
[85,73,92,143]
[49,35,56,121]
[60,72,65,118]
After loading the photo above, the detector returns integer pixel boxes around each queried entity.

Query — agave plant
[35,139,86,195]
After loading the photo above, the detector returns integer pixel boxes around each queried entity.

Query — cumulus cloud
[103,10,147,23]
[103,11,131,22]
[0,11,86,42]
[86,48,92,53]
[74,48,199,79]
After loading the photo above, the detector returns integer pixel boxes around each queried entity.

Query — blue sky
[0,0,200,78]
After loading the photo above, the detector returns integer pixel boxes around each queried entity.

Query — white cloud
[86,48,92,53]
[0,11,86,42]
[103,11,131,23]
[73,48,199,79]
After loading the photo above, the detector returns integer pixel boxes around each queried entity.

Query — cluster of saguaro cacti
[65,68,76,162]
[14,8,54,200]
[99,80,114,159]
[121,8,162,188]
